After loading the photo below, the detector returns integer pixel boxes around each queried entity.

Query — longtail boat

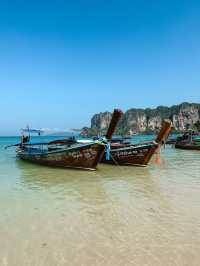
[8,109,122,170]
[175,131,200,150]
[166,138,177,145]
[101,120,172,166]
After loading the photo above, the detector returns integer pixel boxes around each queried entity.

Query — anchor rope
[94,136,111,161]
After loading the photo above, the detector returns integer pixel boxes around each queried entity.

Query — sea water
[0,136,200,266]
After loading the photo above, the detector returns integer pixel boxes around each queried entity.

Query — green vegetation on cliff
[88,102,200,136]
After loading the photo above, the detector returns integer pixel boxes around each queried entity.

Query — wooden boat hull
[101,119,172,166]
[175,142,200,151]
[17,143,102,170]
[11,109,122,171]
[102,142,159,166]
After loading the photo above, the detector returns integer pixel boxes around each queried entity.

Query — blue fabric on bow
[105,142,111,160]
[94,136,111,161]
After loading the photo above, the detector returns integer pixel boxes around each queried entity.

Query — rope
[94,137,111,161]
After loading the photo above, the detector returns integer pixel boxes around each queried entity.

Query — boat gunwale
[18,142,99,156]
[110,141,157,152]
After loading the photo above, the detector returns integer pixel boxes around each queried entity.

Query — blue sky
[0,0,200,135]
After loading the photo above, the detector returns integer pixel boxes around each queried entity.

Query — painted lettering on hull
[113,148,149,158]
[68,149,97,159]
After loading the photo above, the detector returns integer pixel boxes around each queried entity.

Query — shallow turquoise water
[0,136,200,266]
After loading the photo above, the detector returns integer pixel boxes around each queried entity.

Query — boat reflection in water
[17,156,171,207]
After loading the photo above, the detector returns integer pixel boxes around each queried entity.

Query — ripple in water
[0,139,200,266]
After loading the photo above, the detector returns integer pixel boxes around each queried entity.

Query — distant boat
[166,138,177,145]
[101,120,172,166]
[122,135,133,139]
[8,109,122,170]
[175,131,200,150]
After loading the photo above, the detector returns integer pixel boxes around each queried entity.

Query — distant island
[82,102,200,136]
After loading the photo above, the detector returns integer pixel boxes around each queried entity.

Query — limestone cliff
[90,102,200,135]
